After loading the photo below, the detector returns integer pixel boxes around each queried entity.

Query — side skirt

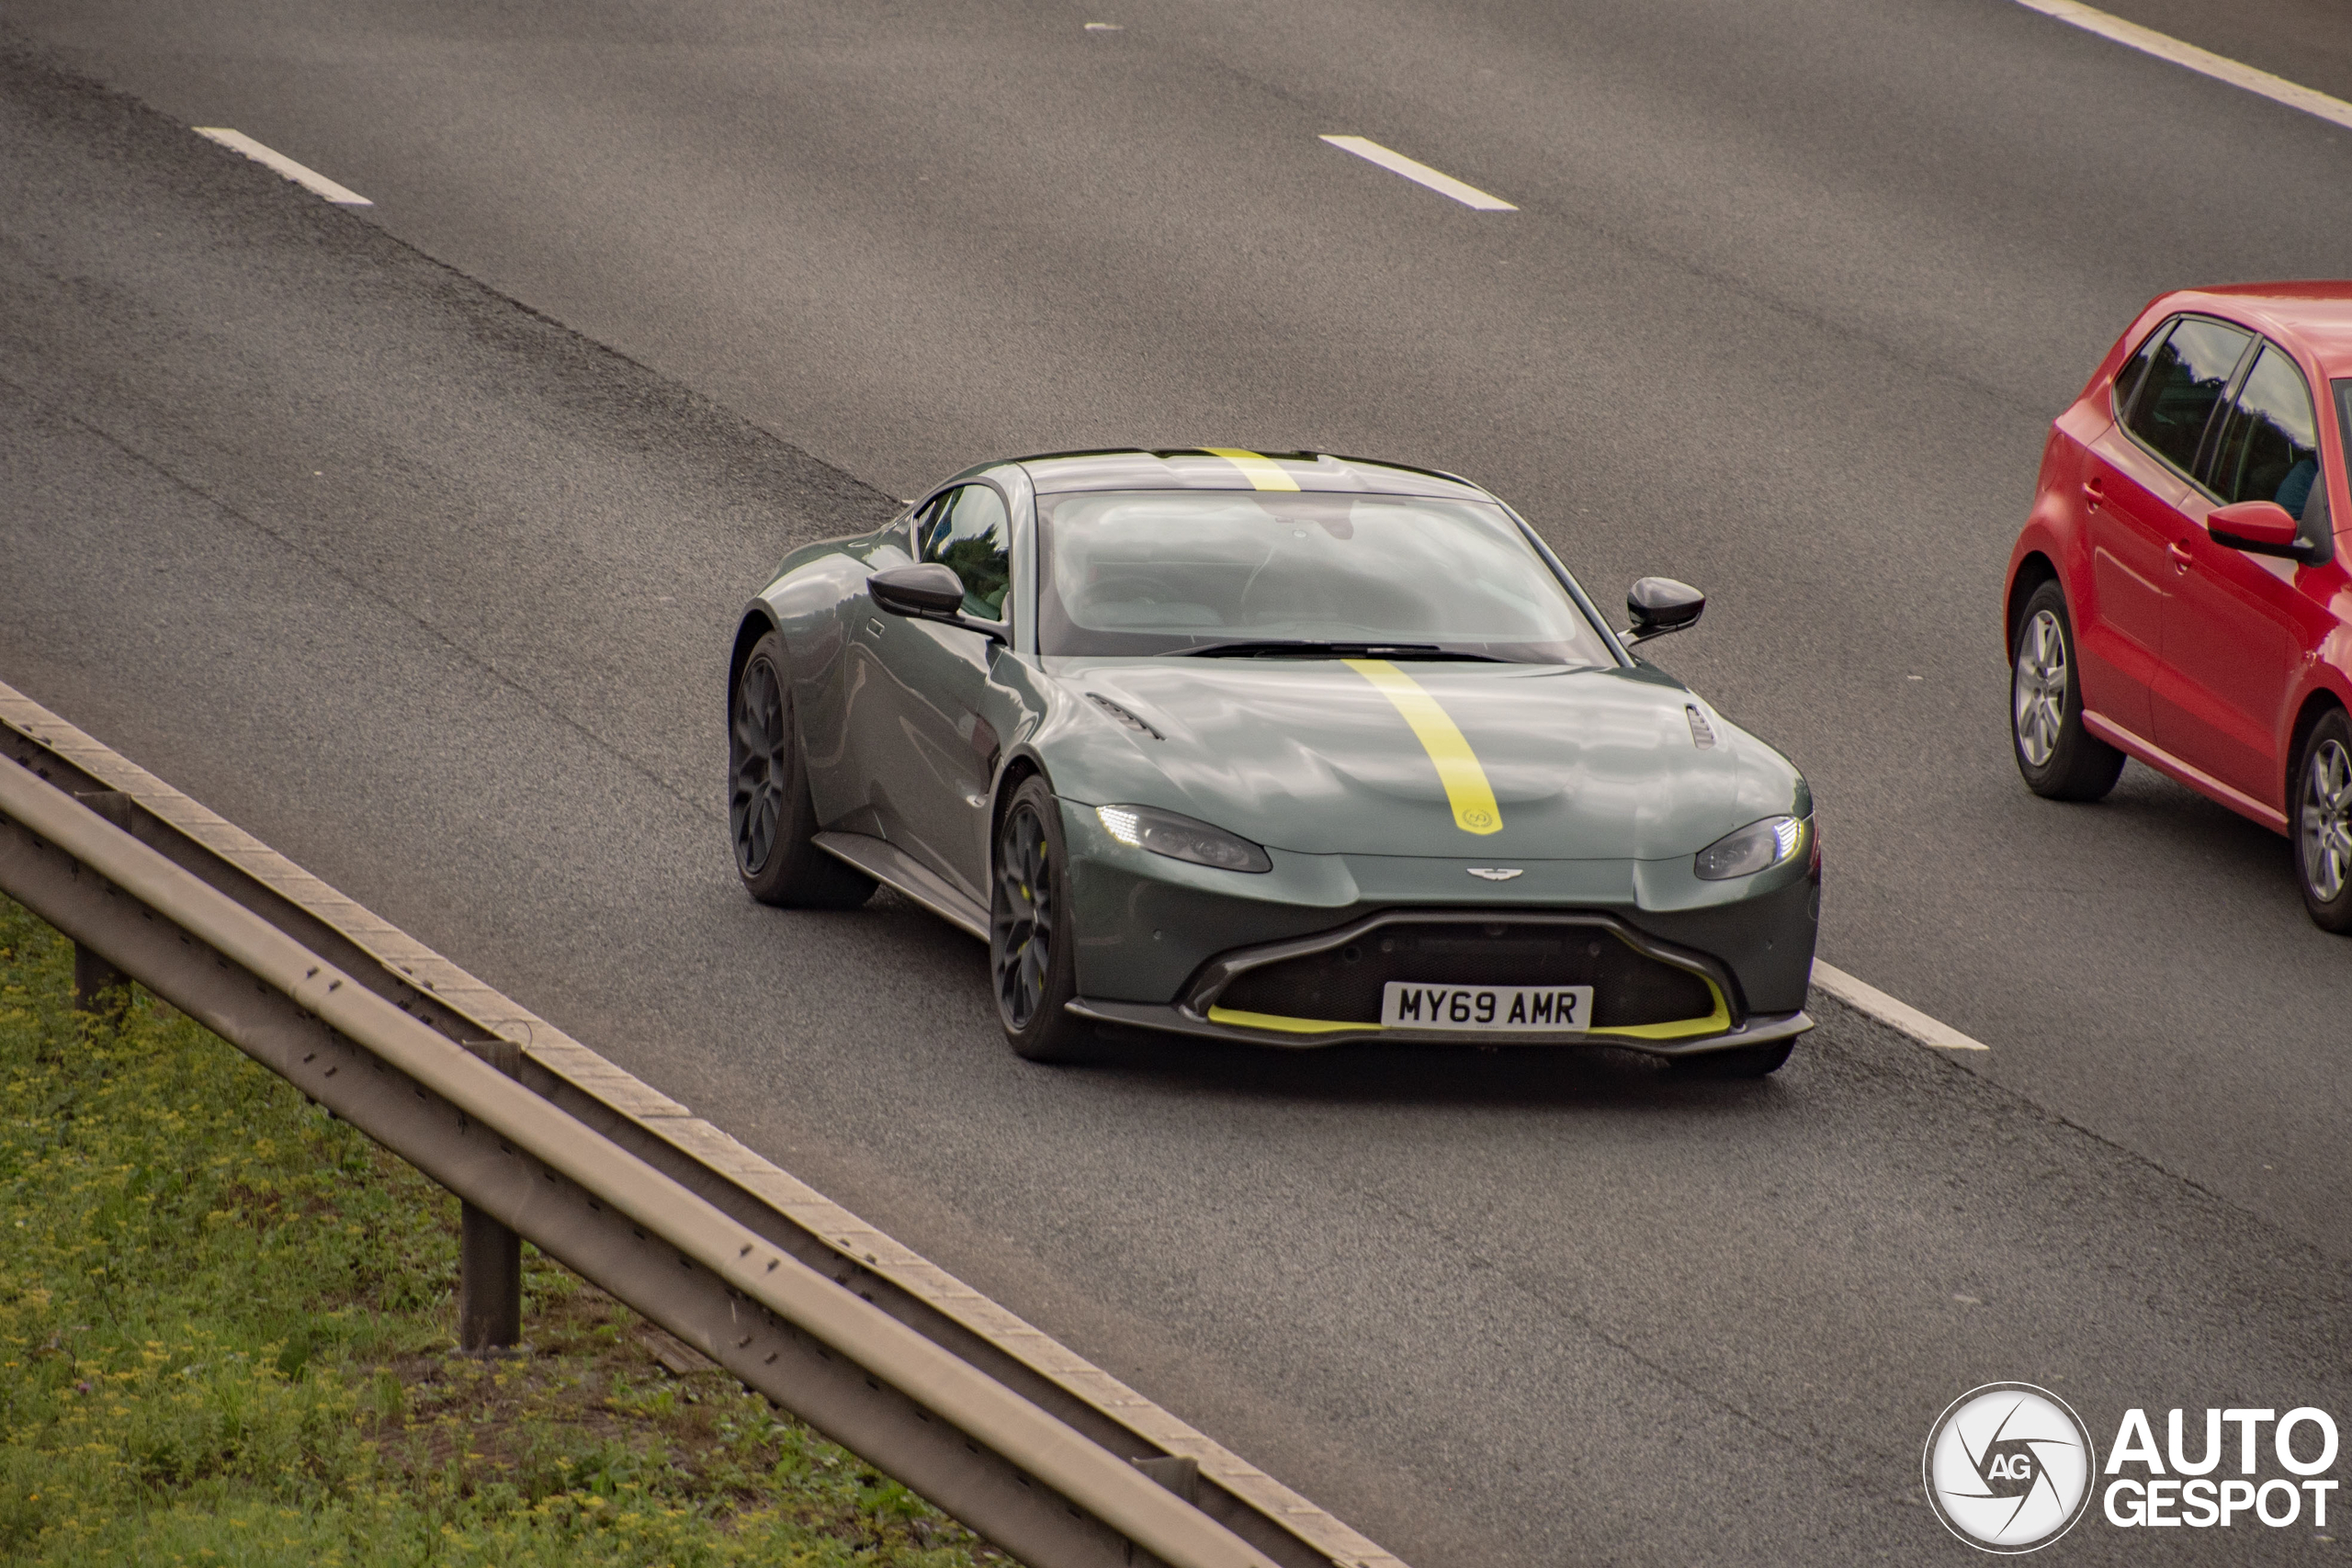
[2080,710,2288,833]
[814,832,988,939]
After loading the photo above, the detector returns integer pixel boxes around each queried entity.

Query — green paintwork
[739,451,1817,1040]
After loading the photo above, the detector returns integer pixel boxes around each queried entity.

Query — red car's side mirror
[2206,500,2303,559]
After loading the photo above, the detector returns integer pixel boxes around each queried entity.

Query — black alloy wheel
[731,649,788,875]
[729,631,874,908]
[990,776,1086,1062]
[2010,581,2125,802]
[2296,708,2352,934]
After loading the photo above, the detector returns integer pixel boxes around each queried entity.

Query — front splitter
[1065,999,1815,1055]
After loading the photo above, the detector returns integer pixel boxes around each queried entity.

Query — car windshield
[1035,490,1615,664]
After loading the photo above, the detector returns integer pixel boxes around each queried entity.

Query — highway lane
[9,71,2352,1567]
[11,0,2352,1262]
[4,6,2352,1563]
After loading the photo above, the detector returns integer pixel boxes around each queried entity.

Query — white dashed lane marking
[193,128,373,206]
[2016,0,2352,134]
[1812,961,1992,1052]
[1317,136,1516,211]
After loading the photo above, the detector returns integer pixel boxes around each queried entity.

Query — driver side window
[919,485,1012,622]
[2206,344,2322,518]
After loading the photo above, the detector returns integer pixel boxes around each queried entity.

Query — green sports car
[728,449,1817,1072]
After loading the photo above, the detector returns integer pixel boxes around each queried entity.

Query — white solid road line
[2016,0,2352,134]
[192,128,373,206]
[1811,961,1992,1052]
[1318,136,1516,211]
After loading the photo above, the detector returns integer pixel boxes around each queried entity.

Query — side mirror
[869,563,967,616]
[2207,500,2311,562]
[1624,577,1706,645]
[868,564,1011,643]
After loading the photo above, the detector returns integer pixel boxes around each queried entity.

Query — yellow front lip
[1206,980,1732,1041]
[1203,1008,1365,1035]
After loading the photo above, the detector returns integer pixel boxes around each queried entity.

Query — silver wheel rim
[2012,608,2068,769]
[2301,736,2352,905]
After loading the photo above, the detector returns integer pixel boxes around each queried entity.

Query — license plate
[1379,982,1594,1032]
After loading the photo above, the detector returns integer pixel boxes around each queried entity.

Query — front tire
[2295,709,2352,934]
[2010,581,2124,802]
[729,632,874,909]
[990,776,1088,1062]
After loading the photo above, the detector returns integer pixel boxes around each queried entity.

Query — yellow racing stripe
[1342,659,1503,835]
[1201,447,1301,491]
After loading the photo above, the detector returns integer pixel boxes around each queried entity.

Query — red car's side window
[2121,317,2253,478]
[2110,317,2173,423]
[2335,379,2352,499]
[2207,345,2321,517]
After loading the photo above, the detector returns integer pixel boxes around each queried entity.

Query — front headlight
[1096,804,1272,873]
[1694,815,1806,880]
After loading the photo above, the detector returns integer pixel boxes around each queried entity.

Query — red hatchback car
[2006,283,2352,932]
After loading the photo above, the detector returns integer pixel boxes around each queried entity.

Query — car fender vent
[1685,705,1716,750]
[1088,693,1163,739]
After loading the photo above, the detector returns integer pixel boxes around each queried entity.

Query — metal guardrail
[0,680,1405,1568]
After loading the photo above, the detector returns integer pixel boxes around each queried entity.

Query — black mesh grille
[1212,921,1716,1027]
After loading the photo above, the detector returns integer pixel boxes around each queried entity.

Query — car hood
[1044,657,1804,861]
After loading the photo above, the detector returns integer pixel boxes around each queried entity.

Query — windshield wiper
[1176,639,1510,661]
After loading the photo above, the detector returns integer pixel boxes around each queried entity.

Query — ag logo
[1923,1383,2096,1553]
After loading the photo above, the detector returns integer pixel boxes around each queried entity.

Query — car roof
[2165,282,2352,378]
[1014,448,1496,501]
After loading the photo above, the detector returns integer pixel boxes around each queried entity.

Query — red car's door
[2079,316,2254,742]
[2153,342,2335,813]
[2078,425,2182,739]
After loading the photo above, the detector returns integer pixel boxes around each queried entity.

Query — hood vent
[1088,693,1164,740]
[1686,705,1717,750]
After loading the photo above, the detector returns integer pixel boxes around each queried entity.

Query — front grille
[1210,920,1717,1028]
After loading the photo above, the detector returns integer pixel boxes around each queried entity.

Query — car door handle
[2168,540,2194,572]
[2081,477,2105,510]
[866,618,887,637]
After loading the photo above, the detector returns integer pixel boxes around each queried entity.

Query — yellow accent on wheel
[1341,659,1503,835]
[1201,447,1302,492]
[1205,1007,1366,1034]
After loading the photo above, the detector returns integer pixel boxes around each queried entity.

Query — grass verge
[0,894,1012,1566]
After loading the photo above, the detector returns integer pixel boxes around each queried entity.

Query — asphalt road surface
[3,3,2350,1562]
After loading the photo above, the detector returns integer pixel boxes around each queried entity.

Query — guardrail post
[458,1038,525,1352]
[1134,1455,1201,1504]
[70,792,133,1018]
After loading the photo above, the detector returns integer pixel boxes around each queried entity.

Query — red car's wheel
[2296,709,2352,934]
[2010,581,2123,803]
